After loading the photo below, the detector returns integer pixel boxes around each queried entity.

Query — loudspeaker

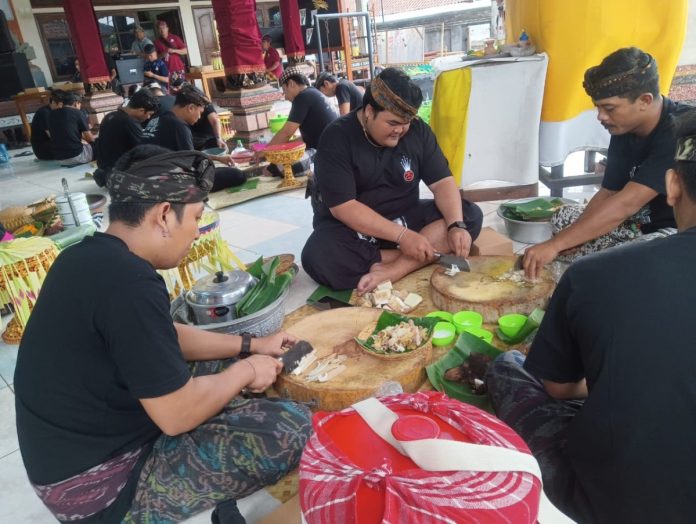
[0,52,35,100]
[0,11,15,54]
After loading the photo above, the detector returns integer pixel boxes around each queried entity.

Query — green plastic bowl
[269,115,288,134]
[426,311,453,323]
[452,310,483,334]
[432,321,456,346]
[498,313,528,338]
[463,326,494,344]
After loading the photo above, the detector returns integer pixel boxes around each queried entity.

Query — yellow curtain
[505,0,688,122]
[430,67,473,186]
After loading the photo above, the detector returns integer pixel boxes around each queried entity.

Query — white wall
[678,0,696,65]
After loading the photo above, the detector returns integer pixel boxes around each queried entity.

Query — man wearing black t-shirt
[487,111,696,523]
[316,72,364,115]
[524,47,693,279]
[263,66,337,151]
[302,68,483,292]
[93,88,159,186]
[145,86,245,191]
[14,146,311,523]
[48,92,95,166]
[30,89,64,160]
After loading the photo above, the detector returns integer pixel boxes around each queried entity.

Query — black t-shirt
[524,227,696,523]
[312,112,451,228]
[14,234,191,517]
[49,107,88,160]
[336,79,362,110]
[190,103,217,140]
[145,110,194,151]
[96,109,144,170]
[155,94,175,116]
[287,87,337,149]
[602,97,689,233]
[30,104,52,146]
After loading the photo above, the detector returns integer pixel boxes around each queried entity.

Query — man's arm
[524,182,657,278]
[429,176,470,256]
[206,111,226,149]
[82,130,95,143]
[338,103,351,116]
[267,121,299,146]
[543,378,588,400]
[144,70,170,84]
[140,355,281,435]
[331,199,434,261]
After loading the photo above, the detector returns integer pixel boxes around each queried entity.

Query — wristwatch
[447,221,467,231]
[240,333,254,358]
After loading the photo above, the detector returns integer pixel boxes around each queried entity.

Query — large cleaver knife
[279,340,315,373]
[434,252,470,272]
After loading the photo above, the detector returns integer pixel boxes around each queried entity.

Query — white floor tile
[0,340,18,389]
[220,217,299,249]
[0,451,55,523]
[0,387,18,459]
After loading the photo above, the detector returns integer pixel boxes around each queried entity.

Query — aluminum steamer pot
[186,270,258,325]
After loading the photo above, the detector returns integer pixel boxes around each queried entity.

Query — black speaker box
[0,11,15,54]
[0,52,35,100]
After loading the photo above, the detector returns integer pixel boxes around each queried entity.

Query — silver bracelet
[396,226,408,244]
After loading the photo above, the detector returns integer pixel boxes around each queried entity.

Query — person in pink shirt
[155,20,188,81]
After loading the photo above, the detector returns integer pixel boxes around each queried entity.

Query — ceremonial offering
[431,256,555,322]
[355,311,436,360]
[263,141,306,189]
[0,237,59,343]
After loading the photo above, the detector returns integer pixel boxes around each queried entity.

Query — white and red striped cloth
[300,391,545,524]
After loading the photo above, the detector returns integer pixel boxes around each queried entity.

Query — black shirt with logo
[287,87,337,149]
[312,112,451,228]
[96,109,144,171]
[145,111,194,151]
[602,97,689,233]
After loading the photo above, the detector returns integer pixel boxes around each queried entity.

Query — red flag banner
[63,0,110,84]
[213,0,266,75]
[280,0,305,59]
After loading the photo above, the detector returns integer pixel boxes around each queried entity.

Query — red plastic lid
[391,415,441,441]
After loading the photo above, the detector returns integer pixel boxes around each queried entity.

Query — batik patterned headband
[675,136,696,162]
[583,53,657,100]
[370,76,418,120]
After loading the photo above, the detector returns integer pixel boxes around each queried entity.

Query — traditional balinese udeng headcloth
[675,135,696,162]
[583,52,658,100]
[107,151,215,203]
[370,75,419,121]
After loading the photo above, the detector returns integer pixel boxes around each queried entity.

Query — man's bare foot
[356,261,410,295]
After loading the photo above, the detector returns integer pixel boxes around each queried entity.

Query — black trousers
[211,167,247,192]
[301,197,483,290]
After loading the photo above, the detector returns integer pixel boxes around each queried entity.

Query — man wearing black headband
[302,67,483,292]
[486,111,696,523]
[14,146,311,523]
[524,47,693,279]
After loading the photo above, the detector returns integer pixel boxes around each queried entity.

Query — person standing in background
[130,26,154,58]
[262,35,283,81]
[155,20,187,82]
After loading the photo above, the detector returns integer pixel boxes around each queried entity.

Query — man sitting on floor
[144,86,246,191]
[316,72,364,115]
[48,92,95,166]
[302,67,483,292]
[523,47,692,278]
[487,110,696,523]
[93,88,159,187]
[14,145,312,523]
[30,88,64,160]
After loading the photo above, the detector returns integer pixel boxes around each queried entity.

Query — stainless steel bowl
[497,197,576,244]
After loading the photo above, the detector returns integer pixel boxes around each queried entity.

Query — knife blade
[280,340,315,373]
[513,254,524,271]
[434,252,470,272]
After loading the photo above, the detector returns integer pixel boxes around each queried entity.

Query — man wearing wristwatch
[302,67,483,293]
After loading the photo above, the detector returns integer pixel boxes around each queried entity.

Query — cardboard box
[258,495,302,524]
[470,226,513,256]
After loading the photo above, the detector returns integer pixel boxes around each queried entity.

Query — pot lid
[186,270,257,307]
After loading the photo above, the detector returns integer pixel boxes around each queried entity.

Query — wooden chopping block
[430,255,555,322]
[275,307,431,411]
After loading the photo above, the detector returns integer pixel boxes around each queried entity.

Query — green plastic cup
[432,321,457,346]
[452,310,483,334]
[463,326,494,344]
[498,313,528,338]
[426,310,453,323]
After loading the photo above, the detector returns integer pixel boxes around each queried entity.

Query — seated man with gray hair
[523,47,692,278]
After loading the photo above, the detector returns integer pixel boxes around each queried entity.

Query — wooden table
[185,69,226,100]
[13,84,85,140]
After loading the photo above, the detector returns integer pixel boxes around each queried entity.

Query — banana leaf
[500,198,566,221]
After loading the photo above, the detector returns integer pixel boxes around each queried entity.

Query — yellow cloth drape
[430,67,472,186]
[505,0,688,122]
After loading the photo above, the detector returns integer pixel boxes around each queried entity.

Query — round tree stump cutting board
[275,307,431,411]
[430,255,555,323]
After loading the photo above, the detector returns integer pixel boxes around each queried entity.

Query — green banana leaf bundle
[235,256,295,317]
[500,198,566,221]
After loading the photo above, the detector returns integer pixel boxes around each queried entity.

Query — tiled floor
[0,147,598,523]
